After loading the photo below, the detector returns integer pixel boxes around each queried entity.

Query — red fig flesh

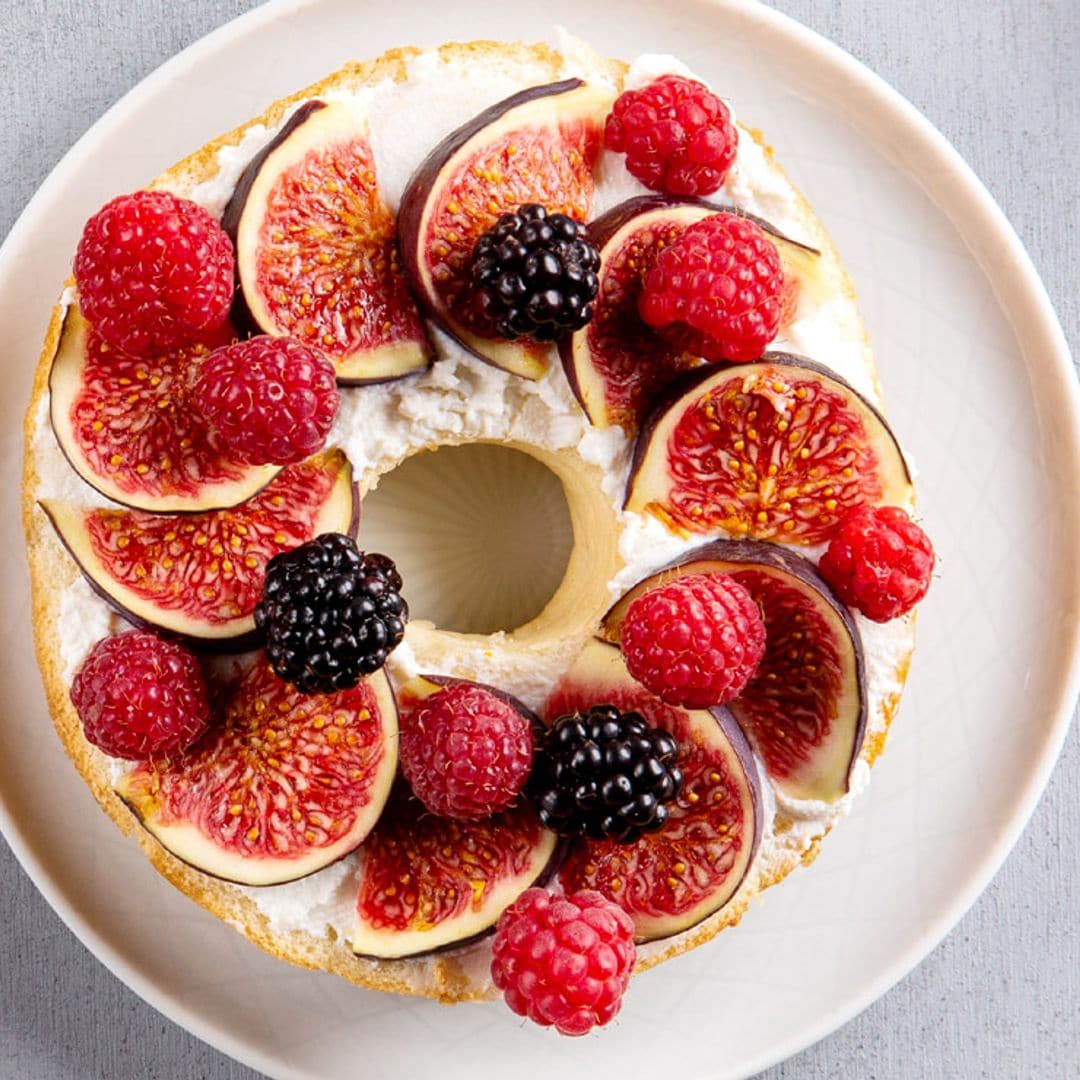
[117,658,398,886]
[48,307,279,512]
[41,449,356,648]
[625,353,912,543]
[222,99,430,385]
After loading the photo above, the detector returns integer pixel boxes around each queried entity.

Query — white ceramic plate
[2,1,1077,1077]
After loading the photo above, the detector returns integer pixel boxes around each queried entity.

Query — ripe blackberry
[533,705,683,844]
[255,533,407,694]
[469,204,600,342]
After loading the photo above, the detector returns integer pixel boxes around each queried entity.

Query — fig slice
[49,306,280,513]
[116,657,398,886]
[222,99,430,385]
[626,353,912,543]
[601,540,866,803]
[560,196,824,432]
[545,638,761,942]
[398,79,613,380]
[40,449,356,649]
[350,787,558,960]
[349,673,557,959]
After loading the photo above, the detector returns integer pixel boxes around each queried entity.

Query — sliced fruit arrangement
[626,353,912,543]
[41,449,355,648]
[560,197,825,431]
[603,541,866,803]
[49,307,281,513]
[222,99,430,384]
[117,656,399,886]
[350,784,558,959]
[399,79,613,379]
[351,674,555,958]
[544,639,761,941]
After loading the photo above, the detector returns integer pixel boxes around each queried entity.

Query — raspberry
[70,631,211,761]
[638,213,783,363]
[818,505,935,622]
[605,75,738,197]
[621,573,766,708]
[491,888,636,1036]
[399,684,533,820]
[74,190,235,356]
[193,336,340,465]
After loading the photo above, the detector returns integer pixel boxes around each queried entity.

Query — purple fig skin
[625,351,913,510]
[602,539,868,796]
[221,101,326,346]
[707,702,764,881]
[397,79,585,371]
[583,193,821,256]
[39,477,359,655]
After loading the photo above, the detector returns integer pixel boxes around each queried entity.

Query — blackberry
[254,533,407,695]
[469,203,600,342]
[532,705,683,844]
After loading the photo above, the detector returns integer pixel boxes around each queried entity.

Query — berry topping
[605,74,739,197]
[399,683,534,821]
[70,631,211,761]
[532,705,683,844]
[193,336,340,466]
[818,504,935,622]
[469,204,600,342]
[491,887,636,1036]
[255,534,407,694]
[638,213,783,363]
[621,573,766,708]
[74,190,235,357]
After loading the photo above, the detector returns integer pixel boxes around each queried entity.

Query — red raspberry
[70,631,211,761]
[74,190,235,357]
[605,75,738,196]
[621,573,766,709]
[819,505,935,622]
[399,684,533,820]
[491,888,636,1036]
[638,213,783,362]
[193,336,340,465]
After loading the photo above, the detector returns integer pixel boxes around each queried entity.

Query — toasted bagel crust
[22,38,913,1002]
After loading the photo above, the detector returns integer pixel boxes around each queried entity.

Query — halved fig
[399,79,613,379]
[560,196,824,431]
[350,784,558,960]
[222,99,430,384]
[602,540,866,802]
[41,449,356,648]
[116,657,398,886]
[49,307,279,512]
[545,638,761,942]
[626,353,912,543]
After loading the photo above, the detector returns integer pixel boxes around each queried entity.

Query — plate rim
[1,0,1077,1076]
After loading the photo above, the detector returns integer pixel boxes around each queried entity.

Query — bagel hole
[358,443,574,635]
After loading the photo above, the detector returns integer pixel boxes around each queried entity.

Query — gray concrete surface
[0,1,1076,1076]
